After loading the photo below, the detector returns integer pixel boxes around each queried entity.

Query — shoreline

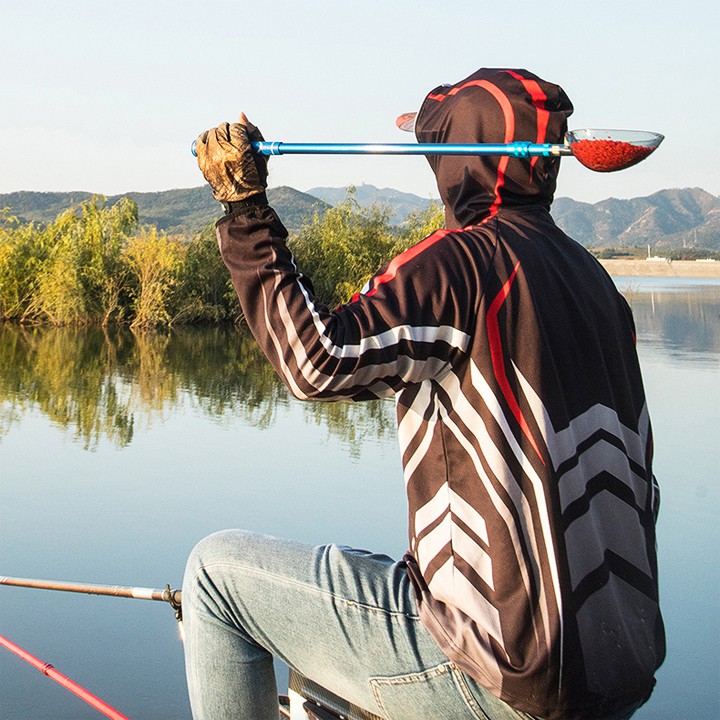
[598,258,720,278]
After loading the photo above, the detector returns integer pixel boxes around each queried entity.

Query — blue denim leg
[182,530,546,720]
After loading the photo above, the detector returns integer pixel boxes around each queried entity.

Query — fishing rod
[0,633,133,720]
[1,576,182,718]
[191,129,664,173]
[0,575,182,620]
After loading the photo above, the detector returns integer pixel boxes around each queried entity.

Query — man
[184,68,664,720]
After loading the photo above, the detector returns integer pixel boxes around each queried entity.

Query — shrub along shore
[3,193,715,330]
[0,193,443,328]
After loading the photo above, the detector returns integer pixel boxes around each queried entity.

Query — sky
[1,0,718,205]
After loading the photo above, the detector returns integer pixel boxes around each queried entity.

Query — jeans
[182,530,639,720]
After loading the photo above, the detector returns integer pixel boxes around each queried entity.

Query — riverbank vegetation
[0,192,443,328]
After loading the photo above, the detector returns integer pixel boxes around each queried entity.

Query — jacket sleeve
[216,204,475,401]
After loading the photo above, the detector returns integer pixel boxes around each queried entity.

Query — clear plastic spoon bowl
[566,129,664,172]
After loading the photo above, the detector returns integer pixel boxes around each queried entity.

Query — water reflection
[0,280,718,720]
[0,324,396,453]
[615,277,720,363]
[2,280,717,453]
[0,325,137,448]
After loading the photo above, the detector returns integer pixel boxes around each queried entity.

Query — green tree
[288,188,397,306]
[172,224,240,323]
[123,227,183,329]
[0,210,47,320]
[393,201,445,255]
[289,192,445,307]
[79,197,138,325]
[22,197,137,325]
[1,193,446,327]
[28,207,89,324]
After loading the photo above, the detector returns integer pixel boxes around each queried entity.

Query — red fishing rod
[0,633,132,720]
[1,575,183,717]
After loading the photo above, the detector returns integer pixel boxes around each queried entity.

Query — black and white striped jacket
[216,68,665,720]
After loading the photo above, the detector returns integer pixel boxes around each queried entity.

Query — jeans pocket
[369,662,491,720]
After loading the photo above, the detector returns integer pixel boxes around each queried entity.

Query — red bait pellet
[571,139,655,172]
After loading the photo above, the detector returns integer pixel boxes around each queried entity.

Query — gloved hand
[195,113,268,203]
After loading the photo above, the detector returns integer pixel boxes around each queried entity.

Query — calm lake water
[1,276,718,720]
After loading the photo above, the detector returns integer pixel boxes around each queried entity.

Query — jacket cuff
[220,192,269,215]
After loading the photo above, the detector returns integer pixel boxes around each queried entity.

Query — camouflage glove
[195,115,268,204]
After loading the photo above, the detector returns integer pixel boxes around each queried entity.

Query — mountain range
[552,188,720,250]
[0,186,330,234]
[2,186,718,251]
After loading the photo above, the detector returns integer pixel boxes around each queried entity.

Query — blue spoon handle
[190,139,570,158]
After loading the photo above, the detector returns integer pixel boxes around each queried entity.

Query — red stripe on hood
[501,70,549,179]
[428,80,515,219]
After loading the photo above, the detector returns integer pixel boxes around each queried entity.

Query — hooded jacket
[214,68,665,719]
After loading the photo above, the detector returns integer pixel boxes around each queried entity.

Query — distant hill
[0,186,330,234]
[2,186,718,251]
[552,188,720,251]
[307,184,438,225]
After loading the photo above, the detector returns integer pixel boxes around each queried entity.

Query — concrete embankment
[599,259,720,278]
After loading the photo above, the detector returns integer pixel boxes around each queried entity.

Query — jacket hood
[415,68,573,229]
